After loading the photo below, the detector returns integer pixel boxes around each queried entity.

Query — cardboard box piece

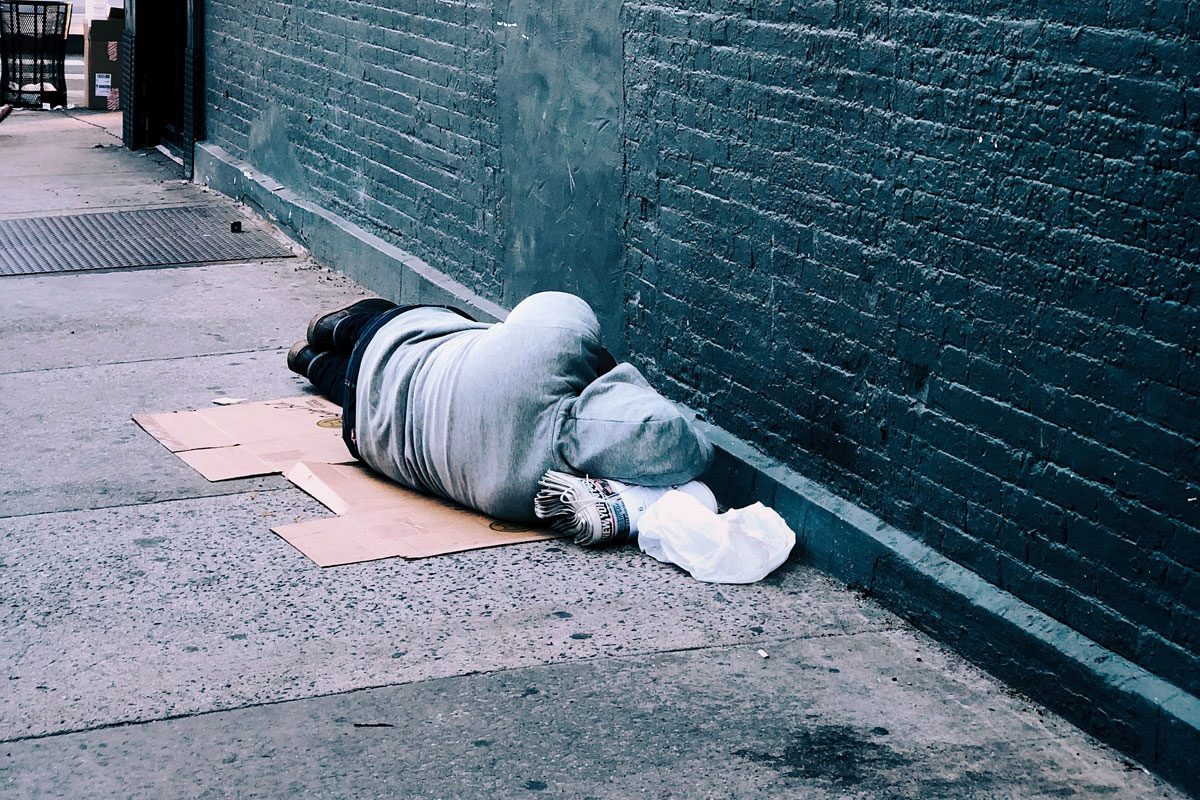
[84,9,124,111]
[133,396,354,481]
[275,462,561,566]
[133,397,564,566]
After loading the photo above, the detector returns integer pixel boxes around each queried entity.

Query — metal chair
[0,1,72,107]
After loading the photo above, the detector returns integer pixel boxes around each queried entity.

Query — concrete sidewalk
[0,109,1186,799]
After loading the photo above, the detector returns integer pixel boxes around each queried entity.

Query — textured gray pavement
[0,112,199,219]
[4,634,1175,800]
[0,109,1187,798]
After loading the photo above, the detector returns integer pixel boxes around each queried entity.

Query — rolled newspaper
[534,470,717,547]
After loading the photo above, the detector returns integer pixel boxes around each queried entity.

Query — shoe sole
[306,297,397,348]
[286,340,312,375]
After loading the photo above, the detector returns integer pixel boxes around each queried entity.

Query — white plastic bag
[638,491,796,584]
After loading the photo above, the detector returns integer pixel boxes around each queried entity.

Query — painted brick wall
[623,0,1199,692]
[205,0,503,299]
[203,0,1199,694]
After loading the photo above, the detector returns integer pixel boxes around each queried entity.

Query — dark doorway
[122,0,202,174]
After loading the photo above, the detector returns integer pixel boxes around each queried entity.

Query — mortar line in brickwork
[323,191,487,256]
[368,64,477,103]
[930,373,1190,461]
[892,5,1196,45]
[693,32,1189,82]
[640,60,1195,164]
[630,0,1186,44]
[889,221,1165,296]
[651,198,817,243]
[926,378,1182,477]
[655,312,1192,530]
[648,88,1196,199]
[351,123,469,178]
[352,102,494,150]
[358,41,478,79]
[306,190,493,269]
[290,142,465,206]
[627,3,871,35]
[884,253,1176,331]
[361,10,479,39]
[647,123,1196,223]
[352,150,468,200]
[913,382,1200,476]
[312,160,485,228]
[890,187,1189,261]
[297,124,477,175]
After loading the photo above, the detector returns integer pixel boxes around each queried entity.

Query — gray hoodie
[354,292,713,523]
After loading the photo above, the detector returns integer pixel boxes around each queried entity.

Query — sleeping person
[287,292,714,544]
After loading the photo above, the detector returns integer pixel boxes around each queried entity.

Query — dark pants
[306,351,353,407]
[304,305,392,406]
[306,305,459,406]
[303,303,476,458]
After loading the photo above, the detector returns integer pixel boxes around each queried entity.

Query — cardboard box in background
[84,10,124,111]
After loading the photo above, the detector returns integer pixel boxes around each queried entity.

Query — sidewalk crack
[0,627,907,744]
[0,346,288,377]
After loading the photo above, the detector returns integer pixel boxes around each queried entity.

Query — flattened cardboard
[177,446,275,482]
[134,398,564,566]
[273,462,561,566]
[133,408,236,452]
[283,460,413,515]
[270,514,397,567]
[133,396,353,481]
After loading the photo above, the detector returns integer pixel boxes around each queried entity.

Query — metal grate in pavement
[0,206,295,276]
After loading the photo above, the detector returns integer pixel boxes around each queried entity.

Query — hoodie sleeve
[557,363,714,487]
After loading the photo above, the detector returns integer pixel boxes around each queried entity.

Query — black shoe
[286,340,322,377]
[307,297,397,350]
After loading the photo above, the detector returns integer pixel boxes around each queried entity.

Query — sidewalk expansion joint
[0,626,907,745]
[0,485,294,522]
[0,346,288,377]
[61,110,123,139]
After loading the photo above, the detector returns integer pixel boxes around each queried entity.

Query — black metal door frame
[122,0,203,175]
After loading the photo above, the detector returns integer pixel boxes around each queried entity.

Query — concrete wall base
[195,143,508,324]
[194,141,1199,797]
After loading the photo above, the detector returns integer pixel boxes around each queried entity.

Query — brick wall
[623,0,1199,691]
[205,0,503,299]
[203,0,1199,692]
